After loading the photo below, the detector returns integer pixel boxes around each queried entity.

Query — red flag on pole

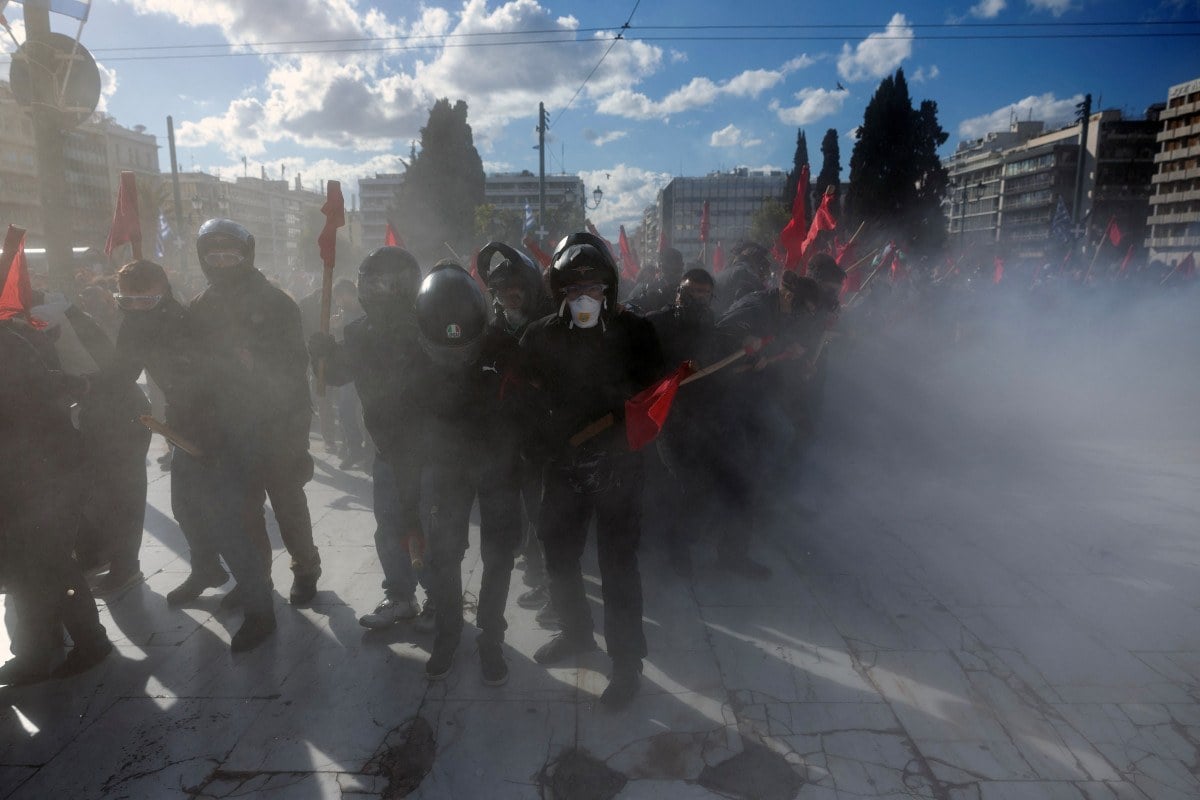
[105,171,143,260]
[778,164,809,272]
[0,225,46,327]
[1179,252,1196,279]
[712,241,726,274]
[1105,216,1123,247]
[384,221,404,248]
[319,181,345,270]
[1118,244,1134,276]
[624,363,695,451]
[618,225,640,281]
[800,187,837,260]
[523,236,552,268]
[992,256,1005,285]
[586,221,617,261]
[699,200,710,244]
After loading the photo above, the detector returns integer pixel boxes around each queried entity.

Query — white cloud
[669,49,688,63]
[1027,0,1071,15]
[970,0,1007,18]
[594,55,813,120]
[583,129,628,146]
[837,13,914,83]
[96,63,119,113]
[845,127,861,141]
[576,164,672,237]
[911,65,940,83]
[711,124,743,147]
[958,92,1084,138]
[770,87,848,126]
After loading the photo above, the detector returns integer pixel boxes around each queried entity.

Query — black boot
[231,612,276,652]
[166,570,227,606]
[600,661,642,710]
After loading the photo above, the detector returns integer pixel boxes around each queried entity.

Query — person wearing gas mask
[411,261,525,685]
[519,232,665,710]
[0,314,111,685]
[477,243,555,619]
[110,260,276,651]
[190,219,322,608]
[645,267,726,577]
[306,247,429,631]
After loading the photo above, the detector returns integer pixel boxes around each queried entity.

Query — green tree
[474,203,523,244]
[394,98,485,264]
[846,69,949,253]
[750,198,790,248]
[783,129,809,214]
[812,128,841,216]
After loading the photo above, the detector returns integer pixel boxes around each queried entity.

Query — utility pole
[167,116,187,275]
[1072,93,1092,228]
[537,102,547,245]
[24,5,73,293]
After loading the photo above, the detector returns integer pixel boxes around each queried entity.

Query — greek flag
[523,202,534,234]
[155,212,171,259]
[1051,196,1072,243]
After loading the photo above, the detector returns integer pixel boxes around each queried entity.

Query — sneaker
[425,635,457,681]
[719,555,772,580]
[516,585,548,610]
[231,612,277,652]
[599,662,642,710]
[413,599,437,634]
[92,567,144,597]
[0,659,49,687]
[51,639,114,679]
[288,573,319,606]
[165,570,227,607]
[533,633,598,666]
[478,641,508,687]
[358,596,419,629]
[535,602,562,630]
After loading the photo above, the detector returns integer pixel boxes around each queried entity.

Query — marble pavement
[2,333,1199,800]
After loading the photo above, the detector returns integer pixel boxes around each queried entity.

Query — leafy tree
[846,69,949,253]
[749,198,790,249]
[812,128,841,216]
[783,129,809,214]
[394,98,485,264]
[474,204,523,244]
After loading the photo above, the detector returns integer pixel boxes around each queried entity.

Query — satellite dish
[9,32,102,128]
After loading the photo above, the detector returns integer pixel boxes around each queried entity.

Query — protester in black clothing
[191,218,322,607]
[627,247,684,313]
[0,317,111,685]
[414,261,527,685]
[111,260,276,651]
[307,247,428,631]
[520,232,665,709]
[714,241,774,314]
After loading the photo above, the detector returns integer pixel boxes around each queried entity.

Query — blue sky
[2,0,1198,238]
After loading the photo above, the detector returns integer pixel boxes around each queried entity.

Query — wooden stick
[139,415,203,457]
[316,265,333,397]
[837,221,866,264]
[841,245,881,275]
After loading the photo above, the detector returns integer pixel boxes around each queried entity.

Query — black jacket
[519,310,664,456]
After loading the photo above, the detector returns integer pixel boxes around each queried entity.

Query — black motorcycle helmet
[477,241,548,327]
[358,246,421,320]
[415,260,488,366]
[549,231,619,319]
[196,218,255,284]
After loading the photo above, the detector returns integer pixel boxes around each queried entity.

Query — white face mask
[567,295,602,328]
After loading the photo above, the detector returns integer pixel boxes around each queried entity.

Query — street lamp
[572,185,603,210]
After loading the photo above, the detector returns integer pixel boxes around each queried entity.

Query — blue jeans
[372,453,422,601]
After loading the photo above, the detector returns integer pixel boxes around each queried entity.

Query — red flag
[800,188,837,260]
[778,164,810,272]
[585,221,617,261]
[318,180,345,269]
[699,200,710,244]
[993,256,1005,285]
[618,225,640,281]
[105,171,143,260]
[1105,216,1123,247]
[384,221,404,248]
[522,236,552,268]
[889,249,907,283]
[1179,253,1196,278]
[712,241,726,274]
[1118,244,1134,276]
[468,247,487,291]
[0,225,46,328]
[624,363,695,451]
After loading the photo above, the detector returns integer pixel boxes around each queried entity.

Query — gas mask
[567,295,602,329]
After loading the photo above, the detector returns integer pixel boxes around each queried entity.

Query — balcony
[1161,100,1199,120]
[1151,188,1200,204]
[1154,145,1200,163]
[1145,234,1200,249]
[1158,122,1198,142]
[1146,212,1200,225]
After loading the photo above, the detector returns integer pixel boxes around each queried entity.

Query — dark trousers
[372,452,423,601]
[338,385,365,455]
[5,465,107,668]
[518,457,546,584]
[76,422,151,573]
[172,452,273,617]
[539,452,647,667]
[659,425,750,560]
[425,457,523,645]
[261,450,321,577]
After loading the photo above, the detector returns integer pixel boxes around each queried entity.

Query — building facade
[943,121,1043,252]
[358,172,405,250]
[657,168,787,261]
[1146,76,1200,263]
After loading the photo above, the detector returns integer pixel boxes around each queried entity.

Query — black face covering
[676,292,714,326]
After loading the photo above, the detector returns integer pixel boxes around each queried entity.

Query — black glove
[307,331,336,360]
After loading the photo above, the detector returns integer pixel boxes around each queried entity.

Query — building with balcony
[944,121,1043,251]
[359,172,405,249]
[1146,76,1200,263]
[657,168,787,261]
[484,171,585,234]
